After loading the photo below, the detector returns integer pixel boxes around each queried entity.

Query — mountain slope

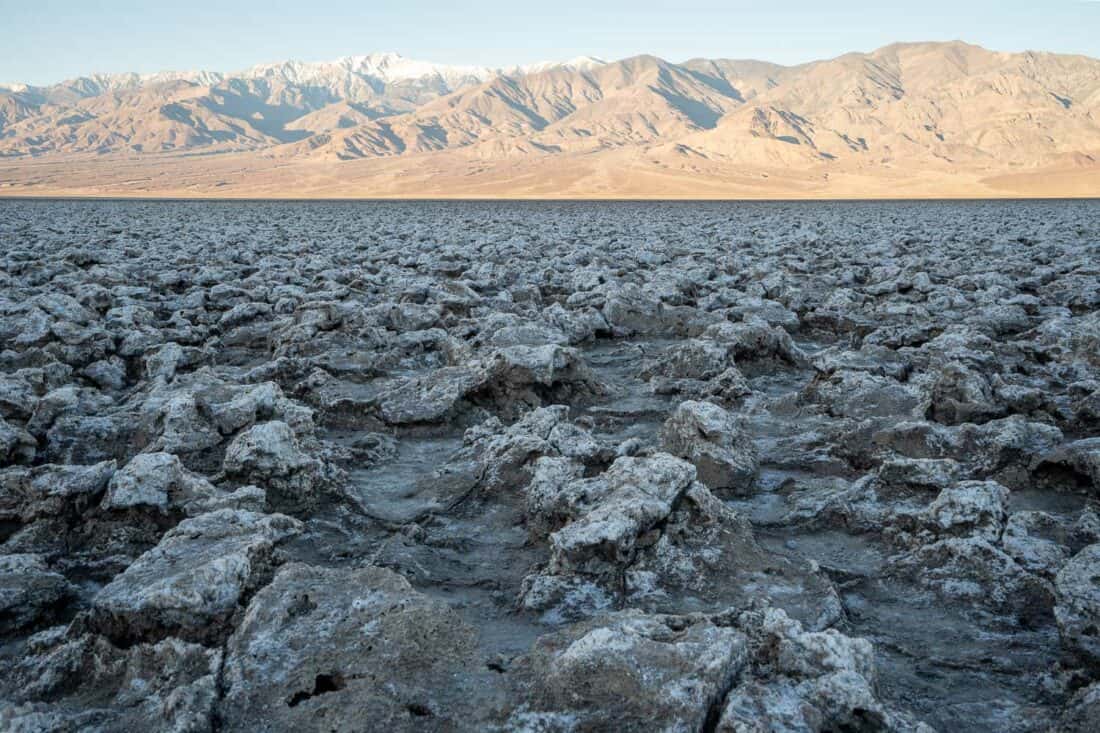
[289,42,1100,172]
[300,54,751,160]
[0,52,603,156]
[676,42,1100,170]
[2,43,1099,197]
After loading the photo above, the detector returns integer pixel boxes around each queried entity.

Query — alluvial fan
[0,199,1099,732]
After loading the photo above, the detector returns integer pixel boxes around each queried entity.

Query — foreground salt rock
[542,454,697,572]
[508,606,924,733]
[101,450,263,516]
[1035,438,1100,494]
[716,607,932,733]
[469,407,606,505]
[920,480,1009,542]
[522,454,840,629]
[135,375,317,472]
[0,554,74,634]
[0,415,35,466]
[802,369,926,422]
[222,421,339,514]
[1054,543,1100,666]
[871,416,1064,488]
[1054,682,1100,733]
[373,366,485,425]
[507,610,746,731]
[373,345,604,426]
[1,632,220,732]
[659,400,759,495]
[704,318,809,370]
[85,509,301,644]
[639,338,752,403]
[888,537,1055,623]
[219,563,504,731]
[1,461,116,523]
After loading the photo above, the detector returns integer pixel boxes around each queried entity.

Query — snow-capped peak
[342,52,499,83]
[11,53,611,98]
[238,52,612,87]
[520,56,608,74]
[239,52,500,88]
[37,70,225,98]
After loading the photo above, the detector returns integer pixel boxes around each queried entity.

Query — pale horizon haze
[3,0,1100,86]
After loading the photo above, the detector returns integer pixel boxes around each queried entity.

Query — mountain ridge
[2,42,1099,198]
[3,51,610,102]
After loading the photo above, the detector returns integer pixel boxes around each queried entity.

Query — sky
[3,0,1100,86]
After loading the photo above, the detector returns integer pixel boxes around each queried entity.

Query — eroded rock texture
[1,199,1099,731]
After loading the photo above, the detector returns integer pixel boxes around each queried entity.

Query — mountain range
[2,42,1099,198]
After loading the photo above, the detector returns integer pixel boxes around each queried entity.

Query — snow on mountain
[0,51,616,153]
[237,52,606,90]
[238,52,500,96]
[3,53,610,99]
[55,70,226,97]
[519,56,608,74]
[9,40,1097,190]
[336,52,501,85]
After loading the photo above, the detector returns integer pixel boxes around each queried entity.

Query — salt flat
[1,199,1099,731]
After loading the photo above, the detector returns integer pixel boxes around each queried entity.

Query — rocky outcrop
[659,400,759,495]
[84,510,301,645]
[508,610,747,731]
[1055,544,1100,667]
[219,563,503,731]
[0,554,74,634]
[2,632,221,732]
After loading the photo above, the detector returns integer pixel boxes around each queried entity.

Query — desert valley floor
[3,149,1099,200]
[1,199,1099,731]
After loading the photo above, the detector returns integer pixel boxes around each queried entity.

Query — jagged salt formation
[0,199,1098,731]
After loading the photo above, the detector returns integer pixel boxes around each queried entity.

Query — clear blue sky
[3,0,1099,85]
